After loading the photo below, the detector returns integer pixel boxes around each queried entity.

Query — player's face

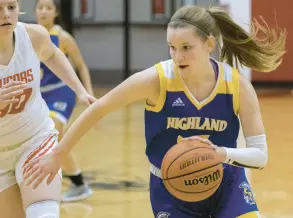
[0,0,19,34]
[167,27,212,73]
[35,0,57,26]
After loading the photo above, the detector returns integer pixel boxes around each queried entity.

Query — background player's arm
[60,30,94,96]
[25,24,88,98]
[220,74,268,169]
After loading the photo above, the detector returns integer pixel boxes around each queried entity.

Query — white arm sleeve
[223,134,268,169]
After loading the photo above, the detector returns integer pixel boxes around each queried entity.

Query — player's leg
[44,86,92,202]
[15,127,62,218]
[0,143,29,217]
[61,151,91,199]
[19,176,61,218]
[61,152,93,202]
[51,117,92,202]
[150,173,209,218]
[52,117,81,175]
[0,184,25,218]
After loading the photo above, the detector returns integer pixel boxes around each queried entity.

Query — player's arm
[25,24,88,97]
[60,30,94,96]
[220,74,268,169]
[23,67,160,188]
[54,67,159,155]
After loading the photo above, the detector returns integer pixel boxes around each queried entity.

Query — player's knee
[237,211,261,218]
[25,200,59,218]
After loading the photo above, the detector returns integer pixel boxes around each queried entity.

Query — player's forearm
[44,48,87,96]
[223,135,268,169]
[53,102,102,156]
[78,66,94,96]
[224,147,267,169]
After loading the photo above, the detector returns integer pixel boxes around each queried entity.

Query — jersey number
[0,88,32,118]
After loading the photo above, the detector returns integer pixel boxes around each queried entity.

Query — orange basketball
[161,139,223,202]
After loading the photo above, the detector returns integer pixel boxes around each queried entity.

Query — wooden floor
[60,88,293,218]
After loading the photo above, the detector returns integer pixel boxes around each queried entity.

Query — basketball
[161,139,224,202]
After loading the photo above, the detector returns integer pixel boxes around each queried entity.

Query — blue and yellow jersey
[40,25,67,88]
[145,59,240,169]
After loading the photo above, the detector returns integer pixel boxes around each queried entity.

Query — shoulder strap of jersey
[49,25,62,36]
[145,60,176,112]
[49,25,68,54]
[221,63,240,115]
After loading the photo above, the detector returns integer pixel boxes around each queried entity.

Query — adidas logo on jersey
[172,98,185,107]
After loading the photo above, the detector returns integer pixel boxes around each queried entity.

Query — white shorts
[0,121,61,192]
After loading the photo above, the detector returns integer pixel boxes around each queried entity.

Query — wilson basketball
[161,139,223,202]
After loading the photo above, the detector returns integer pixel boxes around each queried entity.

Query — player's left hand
[77,92,97,106]
[22,151,62,189]
[181,136,227,162]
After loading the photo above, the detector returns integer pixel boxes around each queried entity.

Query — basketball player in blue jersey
[24,5,286,218]
[35,0,93,202]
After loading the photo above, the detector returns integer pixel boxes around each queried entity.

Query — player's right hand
[23,151,62,189]
[0,81,28,109]
[181,136,227,162]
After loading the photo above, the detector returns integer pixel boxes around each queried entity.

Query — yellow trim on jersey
[49,110,68,124]
[40,68,44,80]
[145,60,240,114]
[232,68,240,115]
[49,28,59,36]
[165,76,184,92]
[49,25,67,55]
[217,64,240,115]
[237,211,260,218]
[145,64,167,112]
[173,62,225,110]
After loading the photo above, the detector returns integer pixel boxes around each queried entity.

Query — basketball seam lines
[166,175,221,194]
[163,146,215,180]
[163,162,222,181]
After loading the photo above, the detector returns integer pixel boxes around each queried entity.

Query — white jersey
[0,22,53,146]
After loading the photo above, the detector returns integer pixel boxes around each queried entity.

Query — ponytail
[208,7,286,72]
[169,5,287,72]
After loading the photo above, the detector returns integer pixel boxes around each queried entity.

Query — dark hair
[52,0,65,28]
[35,0,66,30]
[168,5,287,72]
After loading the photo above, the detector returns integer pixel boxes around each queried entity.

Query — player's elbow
[258,151,268,169]
[42,47,58,64]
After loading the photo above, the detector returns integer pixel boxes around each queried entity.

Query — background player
[0,0,95,217]
[35,0,94,202]
[24,5,286,218]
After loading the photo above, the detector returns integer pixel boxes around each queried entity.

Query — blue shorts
[41,85,76,124]
[150,165,259,218]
